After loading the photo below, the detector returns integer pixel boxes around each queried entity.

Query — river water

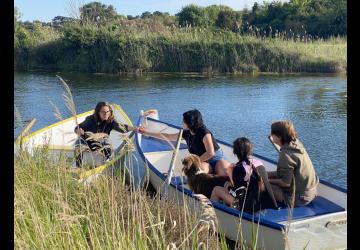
[14,71,347,188]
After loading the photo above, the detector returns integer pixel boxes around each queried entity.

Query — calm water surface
[14,71,347,188]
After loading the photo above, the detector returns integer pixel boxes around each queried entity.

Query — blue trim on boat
[136,117,285,230]
[318,179,347,193]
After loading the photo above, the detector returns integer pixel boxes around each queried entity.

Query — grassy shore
[14,147,236,249]
[14,21,347,74]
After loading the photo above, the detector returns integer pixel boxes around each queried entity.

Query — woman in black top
[139,109,231,176]
[74,102,137,167]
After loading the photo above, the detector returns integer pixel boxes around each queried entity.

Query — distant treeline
[14,1,347,74]
[17,0,346,38]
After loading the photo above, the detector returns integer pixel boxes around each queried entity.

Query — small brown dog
[182,154,230,199]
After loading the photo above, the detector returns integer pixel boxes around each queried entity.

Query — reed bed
[14,21,346,74]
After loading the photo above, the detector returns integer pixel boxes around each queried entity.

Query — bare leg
[210,186,234,206]
[200,161,212,174]
[271,184,285,203]
[214,159,232,176]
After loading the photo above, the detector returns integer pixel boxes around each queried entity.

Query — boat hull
[136,113,347,250]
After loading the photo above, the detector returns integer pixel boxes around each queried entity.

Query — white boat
[14,104,134,183]
[135,111,347,250]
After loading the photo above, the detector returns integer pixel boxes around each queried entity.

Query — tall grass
[14,147,231,249]
[14,20,347,74]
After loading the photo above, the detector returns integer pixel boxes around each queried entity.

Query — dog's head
[181,154,202,176]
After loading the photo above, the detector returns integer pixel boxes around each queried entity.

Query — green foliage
[177,4,238,28]
[80,2,117,25]
[14,2,346,73]
[216,10,242,32]
[176,4,208,27]
[139,11,176,26]
[242,0,347,37]
[204,5,234,27]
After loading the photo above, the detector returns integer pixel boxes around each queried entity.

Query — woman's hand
[137,126,146,134]
[76,127,85,136]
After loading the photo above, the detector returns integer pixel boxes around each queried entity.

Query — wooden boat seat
[141,136,188,153]
[256,196,345,222]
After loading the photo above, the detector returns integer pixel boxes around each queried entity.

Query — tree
[204,5,233,27]
[141,11,152,19]
[51,16,77,27]
[176,4,208,27]
[14,6,21,24]
[80,2,117,25]
[216,10,242,32]
[240,0,346,38]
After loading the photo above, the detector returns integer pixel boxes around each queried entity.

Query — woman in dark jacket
[74,102,136,167]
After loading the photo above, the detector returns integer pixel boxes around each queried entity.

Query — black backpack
[232,163,278,213]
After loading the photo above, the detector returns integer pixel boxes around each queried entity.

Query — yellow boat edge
[15,110,94,146]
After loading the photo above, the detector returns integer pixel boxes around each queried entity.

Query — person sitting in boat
[268,120,319,207]
[138,109,231,176]
[74,102,137,167]
[210,137,278,212]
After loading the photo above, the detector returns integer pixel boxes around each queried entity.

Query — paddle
[162,128,184,198]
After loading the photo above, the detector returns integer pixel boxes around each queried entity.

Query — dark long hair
[182,109,204,132]
[93,102,114,123]
[233,137,253,165]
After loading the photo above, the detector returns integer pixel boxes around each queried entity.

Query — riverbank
[15,149,233,249]
[14,23,347,74]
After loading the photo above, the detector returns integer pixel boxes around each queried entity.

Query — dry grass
[14,147,229,249]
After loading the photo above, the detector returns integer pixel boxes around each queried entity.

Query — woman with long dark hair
[139,109,231,176]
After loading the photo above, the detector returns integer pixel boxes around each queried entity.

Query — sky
[14,0,270,22]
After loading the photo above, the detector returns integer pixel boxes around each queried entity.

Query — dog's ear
[181,156,192,173]
[188,154,201,169]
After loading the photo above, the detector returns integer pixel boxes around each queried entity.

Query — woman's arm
[269,178,291,188]
[199,133,215,162]
[140,128,179,141]
[267,171,278,178]
[74,116,91,134]
[272,151,295,188]
[113,120,131,133]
